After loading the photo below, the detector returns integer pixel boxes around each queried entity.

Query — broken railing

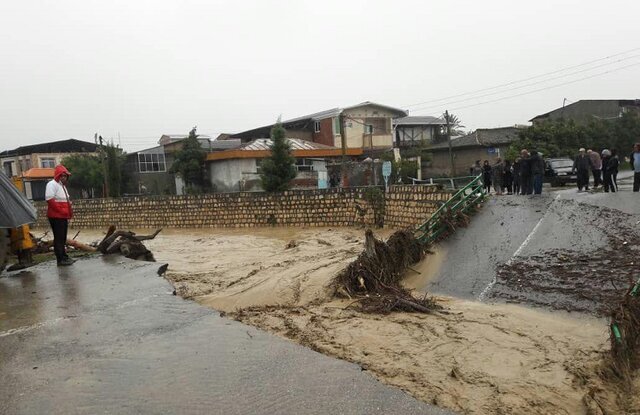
[415,174,486,245]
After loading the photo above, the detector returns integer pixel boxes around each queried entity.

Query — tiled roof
[22,168,55,179]
[429,127,523,151]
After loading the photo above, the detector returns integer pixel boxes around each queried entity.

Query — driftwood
[97,226,162,262]
[333,229,440,314]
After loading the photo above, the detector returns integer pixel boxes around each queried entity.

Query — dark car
[544,158,577,186]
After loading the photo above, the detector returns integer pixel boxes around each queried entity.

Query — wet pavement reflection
[0,256,451,415]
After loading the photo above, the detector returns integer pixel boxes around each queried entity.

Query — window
[295,158,314,172]
[41,158,56,168]
[364,124,374,134]
[138,152,166,173]
[332,117,341,135]
[314,121,321,133]
[364,117,389,135]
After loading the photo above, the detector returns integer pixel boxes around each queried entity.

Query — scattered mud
[74,223,640,414]
[490,200,640,316]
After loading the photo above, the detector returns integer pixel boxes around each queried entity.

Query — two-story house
[230,101,408,154]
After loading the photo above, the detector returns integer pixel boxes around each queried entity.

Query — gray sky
[1,0,639,152]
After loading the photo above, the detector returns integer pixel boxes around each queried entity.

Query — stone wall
[33,185,451,230]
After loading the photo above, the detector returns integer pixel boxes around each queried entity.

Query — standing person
[601,149,616,193]
[573,148,592,192]
[611,149,620,191]
[482,160,492,194]
[491,158,505,195]
[632,143,640,192]
[530,151,544,195]
[512,158,522,195]
[503,160,513,194]
[45,165,75,266]
[519,150,532,195]
[470,160,483,176]
[587,149,602,189]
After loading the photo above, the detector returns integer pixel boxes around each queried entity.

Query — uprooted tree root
[332,228,440,314]
[608,281,640,381]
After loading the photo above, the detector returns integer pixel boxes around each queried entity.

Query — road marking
[478,194,561,302]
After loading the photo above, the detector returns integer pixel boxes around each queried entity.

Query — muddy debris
[332,229,440,314]
[490,201,640,316]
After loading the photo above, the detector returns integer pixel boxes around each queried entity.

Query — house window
[332,117,341,135]
[138,152,166,173]
[314,121,321,133]
[41,158,56,168]
[364,124,374,134]
[295,158,314,172]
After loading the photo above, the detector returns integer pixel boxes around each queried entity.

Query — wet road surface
[425,172,640,302]
[0,256,451,415]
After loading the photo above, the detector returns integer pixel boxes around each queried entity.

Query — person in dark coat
[512,158,522,195]
[611,149,620,191]
[601,149,617,193]
[482,160,492,193]
[573,148,593,192]
[519,150,532,195]
[470,160,483,177]
[503,160,513,194]
[530,151,545,195]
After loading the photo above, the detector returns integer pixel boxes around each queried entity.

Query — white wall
[208,158,258,192]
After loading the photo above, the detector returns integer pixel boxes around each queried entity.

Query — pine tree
[260,123,297,192]
[170,127,207,190]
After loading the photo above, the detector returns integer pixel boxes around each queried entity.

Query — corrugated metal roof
[343,101,408,117]
[394,116,446,126]
[284,108,342,123]
[241,138,335,151]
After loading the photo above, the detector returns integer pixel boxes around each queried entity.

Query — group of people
[470,149,545,196]
[470,142,640,195]
[572,148,620,192]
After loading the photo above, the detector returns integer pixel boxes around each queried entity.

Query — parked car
[544,158,577,186]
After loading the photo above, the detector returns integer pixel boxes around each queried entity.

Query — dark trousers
[513,177,521,195]
[603,171,615,192]
[48,218,68,262]
[592,169,602,187]
[613,171,618,191]
[634,172,640,192]
[521,175,532,195]
[577,170,590,190]
[533,174,543,194]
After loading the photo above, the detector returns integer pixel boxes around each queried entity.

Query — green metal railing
[415,174,486,245]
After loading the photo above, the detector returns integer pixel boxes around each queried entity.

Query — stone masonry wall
[33,185,451,230]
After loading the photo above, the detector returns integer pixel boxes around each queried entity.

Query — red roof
[22,168,55,179]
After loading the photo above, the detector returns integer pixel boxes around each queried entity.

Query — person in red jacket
[45,165,75,266]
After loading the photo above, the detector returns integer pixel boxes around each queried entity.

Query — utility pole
[99,135,109,198]
[445,110,455,177]
[340,115,347,187]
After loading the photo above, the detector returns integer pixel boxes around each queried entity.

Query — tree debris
[96,225,162,261]
[332,229,440,314]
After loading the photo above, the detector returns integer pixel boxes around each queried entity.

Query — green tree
[507,112,640,160]
[61,154,103,198]
[104,142,127,197]
[170,127,207,190]
[260,123,297,192]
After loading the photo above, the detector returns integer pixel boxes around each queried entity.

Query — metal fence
[409,175,479,190]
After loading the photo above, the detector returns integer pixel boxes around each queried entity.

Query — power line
[410,54,640,112]
[416,61,640,114]
[404,47,640,108]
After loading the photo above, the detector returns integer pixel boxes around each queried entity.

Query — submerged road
[425,172,640,300]
[0,257,451,415]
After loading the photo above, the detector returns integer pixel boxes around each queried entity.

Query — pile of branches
[609,280,640,379]
[96,225,162,262]
[332,229,440,314]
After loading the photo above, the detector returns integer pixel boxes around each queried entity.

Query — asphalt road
[424,171,640,301]
[0,256,452,415]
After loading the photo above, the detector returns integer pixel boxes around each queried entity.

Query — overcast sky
[1,0,639,152]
